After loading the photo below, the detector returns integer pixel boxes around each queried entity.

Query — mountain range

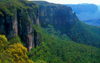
[0,0,100,63]
[64,4,100,26]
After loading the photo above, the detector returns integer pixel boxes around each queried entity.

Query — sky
[28,0,100,5]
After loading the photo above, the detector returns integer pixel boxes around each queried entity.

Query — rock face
[0,2,41,51]
[0,12,18,39]
[0,1,78,51]
[34,1,78,33]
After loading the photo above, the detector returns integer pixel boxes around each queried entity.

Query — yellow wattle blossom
[0,59,2,62]
[0,35,34,63]
[8,43,34,63]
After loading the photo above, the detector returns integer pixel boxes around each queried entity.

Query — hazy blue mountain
[77,10,100,20]
[65,4,98,14]
[64,3,100,26]
[83,18,100,26]
[64,4,100,20]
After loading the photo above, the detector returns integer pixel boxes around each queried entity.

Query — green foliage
[67,21,100,48]
[28,26,100,63]
[0,0,38,16]
[9,35,21,44]
[34,60,47,63]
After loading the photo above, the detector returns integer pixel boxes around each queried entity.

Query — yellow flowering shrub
[0,35,34,63]
[0,35,14,63]
[0,35,9,50]
[8,43,34,63]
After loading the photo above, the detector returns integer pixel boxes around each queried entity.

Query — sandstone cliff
[0,1,79,51]
[34,1,78,33]
[0,0,41,51]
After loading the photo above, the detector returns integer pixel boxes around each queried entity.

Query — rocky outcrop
[0,1,78,51]
[0,2,41,51]
[0,11,18,39]
[34,1,78,33]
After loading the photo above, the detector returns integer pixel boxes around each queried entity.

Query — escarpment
[33,1,100,48]
[0,1,79,51]
[34,1,79,33]
[0,1,41,51]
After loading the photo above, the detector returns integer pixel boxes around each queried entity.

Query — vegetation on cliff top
[0,0,38,16]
